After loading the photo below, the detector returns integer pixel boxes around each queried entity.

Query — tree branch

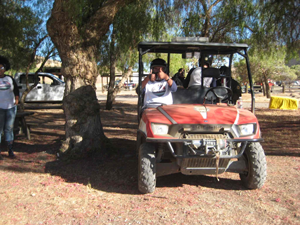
[85,0,134,44]
[211,0,222,9]
[25,35,49,88]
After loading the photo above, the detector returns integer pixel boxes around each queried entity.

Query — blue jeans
[0,106,17,143]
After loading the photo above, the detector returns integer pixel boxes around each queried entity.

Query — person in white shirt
[0,56,19,159]
[141,58,177,108]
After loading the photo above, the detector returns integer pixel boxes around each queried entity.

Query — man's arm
[165,75,174,87]
[169,80,177,92]
[141,76,149,89]
[156,67,174,87]
[142,73,157,89]
[11,76,20,105]
[15,96,19,105]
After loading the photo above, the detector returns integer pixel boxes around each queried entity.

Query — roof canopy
[138,41,248,55]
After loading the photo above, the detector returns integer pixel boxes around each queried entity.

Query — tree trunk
[61,84,107,157]
[19,82,38,111]
[59,50,108,157]
[46,0,125,157]
[263,74,271,98]
[106,29,133,110]
[106,66,133,110]
[201,2,210,37]
[20,44,54,111]
[106,30,117,110]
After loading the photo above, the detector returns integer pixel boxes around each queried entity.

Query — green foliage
[149,0,174,41]
[98,0,191,76]
[169,54,189,76]
[246,0,299,61]
[0,0,42,70]
[255,0,299,50]
[0,0,57,73]
[140,52,192,77]
[65,0,106,30]
[114,1,152,71]
[290,65,300,79]
[237,46,297,83]
[175,0,255,42]
[233,59,248,83]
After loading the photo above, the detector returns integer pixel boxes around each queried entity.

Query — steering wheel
[146,102,167,107]
[204,86,233,104]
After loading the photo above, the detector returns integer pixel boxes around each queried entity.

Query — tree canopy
[0,0,40,71]
[0,0,57,73]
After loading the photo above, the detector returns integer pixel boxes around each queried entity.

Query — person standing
[0,56,19,159]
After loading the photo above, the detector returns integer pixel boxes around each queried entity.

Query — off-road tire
[138,142,156,194]
[239,142,267,189]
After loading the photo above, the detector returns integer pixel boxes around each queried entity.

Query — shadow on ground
[44,140,246,195]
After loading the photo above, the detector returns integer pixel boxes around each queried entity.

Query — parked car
[114,79,122,87]
[124,82,136,90]
[14,72,65,102]
[253,84,262,92]
[106,80,126,90]
[136,39,267,194]
[251,82,273,93]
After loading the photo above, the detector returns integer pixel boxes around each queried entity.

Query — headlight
[151,123,169,135]
[237,124,255,136]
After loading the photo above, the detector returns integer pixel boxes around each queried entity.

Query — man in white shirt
[141,58,177,108]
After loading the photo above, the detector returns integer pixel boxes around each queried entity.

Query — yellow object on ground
[269,96,299,110]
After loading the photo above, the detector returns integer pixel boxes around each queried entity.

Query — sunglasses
[0,67,5,70]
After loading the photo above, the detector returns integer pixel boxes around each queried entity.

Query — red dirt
[0,100,299,224]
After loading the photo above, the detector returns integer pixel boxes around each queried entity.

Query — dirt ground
[0,92,299,225]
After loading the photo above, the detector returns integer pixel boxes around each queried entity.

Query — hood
[141,104,260,139]
[159,104,238,125]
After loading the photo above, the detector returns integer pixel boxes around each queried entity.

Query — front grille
[182,158,230,168]
[182,133,227,139]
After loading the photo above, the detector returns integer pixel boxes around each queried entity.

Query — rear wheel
[138,142,156,193]
[239,142,267,189]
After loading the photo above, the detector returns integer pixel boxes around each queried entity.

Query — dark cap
[150,58,167,69]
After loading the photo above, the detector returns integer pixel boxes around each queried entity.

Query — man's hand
[142,66,172,89]
[149,73,156,81]
[15,96,19,105]
[156,67,168,80]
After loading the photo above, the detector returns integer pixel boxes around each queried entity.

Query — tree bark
[200,0,222,38]
[47,0,127,157]
[106,66,133,110]
[20,44,54,111]
[106,30,117,110]
[106,26,134,110]
[263,74,271,98]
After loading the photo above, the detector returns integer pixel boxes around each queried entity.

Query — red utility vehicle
[136,38,267,193]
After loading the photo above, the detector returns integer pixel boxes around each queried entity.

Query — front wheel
[239,142,267,189]
[138,142,156,194]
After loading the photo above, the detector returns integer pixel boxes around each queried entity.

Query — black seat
[202,68,220,78]
[172,86,211,104]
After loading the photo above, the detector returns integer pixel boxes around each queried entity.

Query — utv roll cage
[137,40,256,119]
